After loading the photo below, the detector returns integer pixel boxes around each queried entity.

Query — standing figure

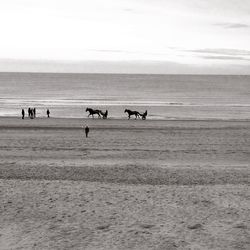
[34,108,36,118]
[28,107,31,117]
[85,126,90,138]
[47,109,50,118]
[30,109,34,119]
[21,109,25,119]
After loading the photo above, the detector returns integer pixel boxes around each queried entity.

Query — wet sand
[0,117,249,249]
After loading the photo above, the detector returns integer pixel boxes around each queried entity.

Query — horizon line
[0,71,250,76]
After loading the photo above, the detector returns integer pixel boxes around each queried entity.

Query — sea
[0,72,250,120]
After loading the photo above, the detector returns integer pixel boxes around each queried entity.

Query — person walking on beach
[85,126,90,138]
[21,109,25,119]
[47,109,50,118]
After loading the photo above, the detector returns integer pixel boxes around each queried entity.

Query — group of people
[28,107,36,119]
[21,108,50,119]
[21,107,90,138]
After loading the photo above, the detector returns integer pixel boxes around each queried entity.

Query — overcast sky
[0,0,250,74]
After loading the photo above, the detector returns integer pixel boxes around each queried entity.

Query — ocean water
[0,72,250,120]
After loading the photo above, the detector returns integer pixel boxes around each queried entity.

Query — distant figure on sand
[21,109,25,119]
[47,109,50,118]
[85,126,90,138]
[30,109,34,119]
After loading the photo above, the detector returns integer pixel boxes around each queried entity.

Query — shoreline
[1,115,250,121]
[1,116,250,125]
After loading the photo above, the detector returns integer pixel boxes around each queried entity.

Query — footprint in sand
[187,223,203,230]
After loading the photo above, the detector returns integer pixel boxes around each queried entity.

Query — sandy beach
[0,117,249,249]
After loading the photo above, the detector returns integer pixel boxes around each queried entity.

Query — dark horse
[124,109,140,119]
[86,108,101,118]
[139,110,148,120]
[100,110,108,119]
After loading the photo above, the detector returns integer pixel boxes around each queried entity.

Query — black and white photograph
[0,1,249,249]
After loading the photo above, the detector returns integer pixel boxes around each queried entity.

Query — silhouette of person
[104,110,108,119]
[85,126,89,138]
[28,107,31,117]
[30,109,34,119]
[21,109,25,119]
[34,108,36,118]
[142,110,147,120]
[47,109,50,118]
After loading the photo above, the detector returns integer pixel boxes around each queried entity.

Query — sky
[0,0,250,74]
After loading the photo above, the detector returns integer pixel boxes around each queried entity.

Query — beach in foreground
[0,117,249,249]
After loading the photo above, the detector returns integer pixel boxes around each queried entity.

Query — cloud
[123,8,133,12]
[200,55,250,61]
[215,22,250,29]
[91,49,125,53]
[186,48,250,56]
[89,49,172,58]
[182,48,250,62]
